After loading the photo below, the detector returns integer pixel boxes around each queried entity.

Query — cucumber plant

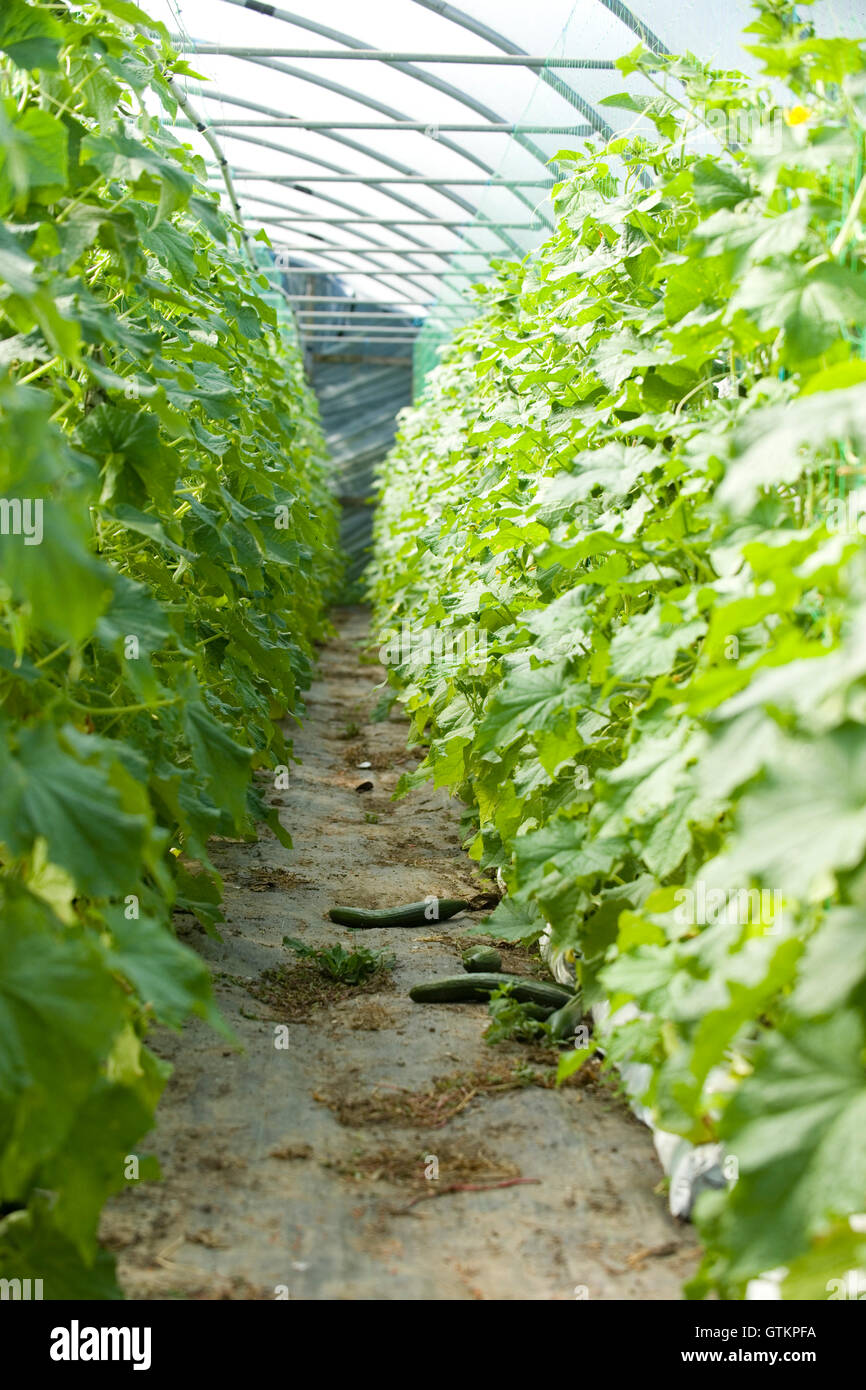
[372,0,866,1299]
[282,938,395,985]
[0,1,339,1295]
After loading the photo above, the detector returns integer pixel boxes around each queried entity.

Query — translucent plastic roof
[149,0,866,347]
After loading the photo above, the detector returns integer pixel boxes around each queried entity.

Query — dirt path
[101,607,699,1300]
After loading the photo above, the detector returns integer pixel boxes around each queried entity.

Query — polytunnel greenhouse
[2,0,866,1342]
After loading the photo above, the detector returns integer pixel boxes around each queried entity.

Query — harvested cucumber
[462,945,502,973]
[409,973,573,1009]
[522,1001,558,1021]
[547,993,586,1042]
[328,898,469,929]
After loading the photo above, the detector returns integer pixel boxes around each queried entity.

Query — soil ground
[100,607,699,1300]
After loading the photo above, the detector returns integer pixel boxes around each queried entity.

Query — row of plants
[0,1,339,1294]
[370,0,866,1299]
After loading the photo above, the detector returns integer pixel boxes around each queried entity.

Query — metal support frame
[198,0,677,311]
[266,246,501,255]
[226,175,555,187]
[221,0,618,148]
[281,293,431,301]
[310,353,412,364]
[259,217,541,227]
[185,119,592,132]
[272,268,483,278]
[258,241,478,283]
[240,198,530,284]
[297,324,423,334]
[294,303,464,312]
[182,86,550,245]
[214,178,526,246]
[175,0,670,325]
[297,332,419,340]
[187,95,541,261]
[215,184,447,250]
[409,0,621,142]
[207,171,515,293]
[180,14,567,219]
[274,262,482,277]
[594,0,671,55]
[267,274,478,287]
[281,295,434,305]
[173,44,615,66]
[199,146,449,236]
[252,209,465,296]
[295,311,423,319]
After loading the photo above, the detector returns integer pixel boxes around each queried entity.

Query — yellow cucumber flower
[784,105,812,126]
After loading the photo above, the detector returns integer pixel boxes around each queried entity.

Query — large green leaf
[0,2,63,71]
[182,699,253,825]
[728,261,866,363]
[719,385,866,509]
[0,894,128,1194]
[0,725,149,895]
[710,1013,866,1280]
[703,727,866,900]
[476,661,571,752]
[0,104,68,210]
[105,904,224,1031]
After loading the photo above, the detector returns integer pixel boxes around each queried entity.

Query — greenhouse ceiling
[149,0,866,349]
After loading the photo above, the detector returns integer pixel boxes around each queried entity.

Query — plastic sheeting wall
[311,353,413,585]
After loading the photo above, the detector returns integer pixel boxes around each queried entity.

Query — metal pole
[407,0,625,147]
[294,315,464,322]
[266,246,500,255]
[271,262,483,280]
[298,336,423,343]
[172,44,616,67]
[281,295,433,304]
[203,163,444,247]
[260,218,541,227]
[261,259,484,274]
[185,119,592,133]
[269,268,481,277]
[297,327,424,335]
[227,175,554,187]
[295,310,455,319]
[252,227,490,280]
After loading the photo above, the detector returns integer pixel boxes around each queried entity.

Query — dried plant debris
[230,867,310,892]
[325,1140,519,1188]
[343,1001,398,1031]
[314,1056,601,1130]
[269,1142,314,1161]
[244,959,395,1023]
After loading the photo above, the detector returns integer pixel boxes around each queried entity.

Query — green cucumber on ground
[328,897,469,929]
[520,1001,558,1021]
[547,993,587,1042]
[409,974,573,1009]
[462,945,502,972]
